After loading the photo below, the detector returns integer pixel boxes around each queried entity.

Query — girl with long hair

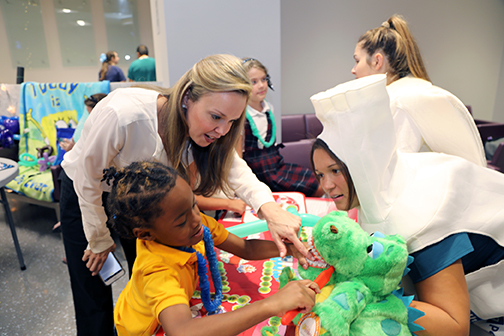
[352,15,486,167]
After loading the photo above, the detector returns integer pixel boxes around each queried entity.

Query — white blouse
[63,87,273,253]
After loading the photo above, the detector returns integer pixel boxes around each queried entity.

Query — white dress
[311,74,504,320]
[387,75,486,166]
[62,87,273,253]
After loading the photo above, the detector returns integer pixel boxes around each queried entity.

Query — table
[155,193,354,336]
[186,195,351,335]
[0,157,25,270]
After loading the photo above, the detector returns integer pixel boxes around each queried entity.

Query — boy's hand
[226,199,247,214]
[266,280,320,317]
[286,242,312,270]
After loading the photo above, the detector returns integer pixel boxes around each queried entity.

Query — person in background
[240,58,324,197]
[59,93,108,152]
[352,14,486,167]
[105,161,318,336]
[98,51,126,82]
[59,54,309,336]
[310,74,504,336]
[53,93,108,237]
[127,45,156,82]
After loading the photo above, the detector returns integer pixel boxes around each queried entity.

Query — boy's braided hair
[102,161,178,239]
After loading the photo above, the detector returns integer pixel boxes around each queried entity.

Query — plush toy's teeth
[307,233,329,268]
[306,259,329,268]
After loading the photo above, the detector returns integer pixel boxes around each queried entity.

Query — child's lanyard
[246,105,276,148]
[175,226,223,314]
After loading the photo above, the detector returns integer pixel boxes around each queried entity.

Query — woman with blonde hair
[60,54,306,336]
[352,15,486,167]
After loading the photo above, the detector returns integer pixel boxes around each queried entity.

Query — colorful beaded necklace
[176,226,223,314]
[246,105,276,148]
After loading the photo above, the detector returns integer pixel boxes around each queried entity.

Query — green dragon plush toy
[263,211,424,336]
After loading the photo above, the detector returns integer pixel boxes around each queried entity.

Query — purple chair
[477,123,504,146]
[487,142,504,173]
[279,139,315,170]
[305,114,323,139]
[281,115,306,143]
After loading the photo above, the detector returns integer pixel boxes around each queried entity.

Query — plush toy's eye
[330,225,338,234]
[370,231,385,238]
[367,241,384,259]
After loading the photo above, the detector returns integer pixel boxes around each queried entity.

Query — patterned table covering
[189,229,298,336]
[155,194,356,335]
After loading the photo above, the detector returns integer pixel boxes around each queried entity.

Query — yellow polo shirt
[114,214,229,336]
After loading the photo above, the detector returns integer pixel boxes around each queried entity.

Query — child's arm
[195,195,247,214]
[159,279,319,336]
[216,232,310,269]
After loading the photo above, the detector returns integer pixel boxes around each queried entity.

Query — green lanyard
[245,106,276,148]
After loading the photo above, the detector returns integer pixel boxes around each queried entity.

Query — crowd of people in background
[98,44,156,83]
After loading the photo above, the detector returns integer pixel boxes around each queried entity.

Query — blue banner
[18,81,110,156]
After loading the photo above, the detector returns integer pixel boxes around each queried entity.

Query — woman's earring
[182,90,190,110]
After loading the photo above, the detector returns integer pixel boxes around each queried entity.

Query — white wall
[0,0,153,84]
[495,40,504,123]
[2,0,504,122]
[281,0,504,122]
[152,0,282,137]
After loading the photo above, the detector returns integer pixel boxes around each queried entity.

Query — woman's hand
[82,243,116,276]
[258,202,312,259]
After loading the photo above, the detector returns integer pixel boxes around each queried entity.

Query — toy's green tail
[396,256,425,334]
[391,288,425,334]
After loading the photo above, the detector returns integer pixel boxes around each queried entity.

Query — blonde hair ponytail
[358,15,430,83]
[387,15,430,82]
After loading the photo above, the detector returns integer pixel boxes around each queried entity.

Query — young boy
[103,161,319,336]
